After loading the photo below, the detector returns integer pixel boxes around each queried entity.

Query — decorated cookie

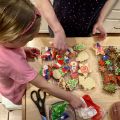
[69,60,78,73]
[53,68,66,80]
[76,51,89,62]
[93,42,105,55]
[70,72,79,79]
[65,47,77,58]
[73,44,86,52]
[66,79,78,91]
[103,83,116,93]
[78,63,91,77]
[79,76,95,90]
[58,77,66,90]
[39,65,53,80]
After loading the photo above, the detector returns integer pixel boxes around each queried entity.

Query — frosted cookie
[76,51,89,62]
[73,44,86,52]
[79,76,95,90]
[66,79,78,91]
[92,43,105,56]
[58,77,66,90]
[78,63,91,77]
[53,69,65,80]
[103,83,116,93]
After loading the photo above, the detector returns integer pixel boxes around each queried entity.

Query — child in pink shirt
[0,0,84,110]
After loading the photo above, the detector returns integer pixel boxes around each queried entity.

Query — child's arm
[33,0,67,50]
[93,0,116,40]
[30,74,84,109]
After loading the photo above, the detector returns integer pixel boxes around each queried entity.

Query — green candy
[105,60,111,65]
[73,44,86,51]
[103,83,116,93]
[51,102,68,120]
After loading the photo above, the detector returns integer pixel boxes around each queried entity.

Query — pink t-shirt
[0,45,37,104]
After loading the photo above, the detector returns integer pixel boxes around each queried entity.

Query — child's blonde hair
[0,0,37,43]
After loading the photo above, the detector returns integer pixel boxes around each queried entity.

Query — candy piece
[79,76,95,90]
[76,51,89,62]
[103,83,116,93]
[98,59,105,66]
[102,55,109,61]
[66,79,78,90]
[105,60,112,65]
[93,43,105,55]
[73,44,86,51]
[78,63,90,77]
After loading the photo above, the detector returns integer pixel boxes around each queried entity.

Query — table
[23,36,120,120]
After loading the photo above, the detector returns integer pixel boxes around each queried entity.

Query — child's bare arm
[30,74,84,109]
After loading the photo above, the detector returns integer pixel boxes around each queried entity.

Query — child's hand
[54,29,68,50]
[92,22,107,41]
[24,47,40,59]
[69,94,85,109]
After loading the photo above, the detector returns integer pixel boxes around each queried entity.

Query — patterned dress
[51,0,107,37]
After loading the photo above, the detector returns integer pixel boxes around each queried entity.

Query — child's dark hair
[0,0,40,43]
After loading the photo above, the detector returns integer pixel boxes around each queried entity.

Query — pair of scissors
[31,89,46,117]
